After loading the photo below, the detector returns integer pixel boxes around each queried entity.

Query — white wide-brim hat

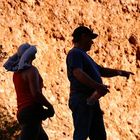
[3,43,37,72]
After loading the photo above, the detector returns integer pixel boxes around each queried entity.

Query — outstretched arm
[99,66,134,78]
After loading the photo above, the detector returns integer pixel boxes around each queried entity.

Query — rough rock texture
[0,0,140,140]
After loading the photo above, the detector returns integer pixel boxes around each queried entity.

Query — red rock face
[0,0,139,139]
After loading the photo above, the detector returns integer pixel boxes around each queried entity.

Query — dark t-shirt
[66,47,102,94]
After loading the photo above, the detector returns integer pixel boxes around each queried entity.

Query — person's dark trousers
[69,94,106,140]
[18,121,48,140]
[17,106,49,140]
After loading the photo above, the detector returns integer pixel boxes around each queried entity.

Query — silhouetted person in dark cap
[66,26,134,140]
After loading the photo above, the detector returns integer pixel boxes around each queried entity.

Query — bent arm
[73,68,108,90]
[27,67,53,108]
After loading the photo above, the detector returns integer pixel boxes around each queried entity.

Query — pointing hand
[118,70,134,79]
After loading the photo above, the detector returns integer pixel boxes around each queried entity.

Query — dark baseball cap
[72,26,98,39]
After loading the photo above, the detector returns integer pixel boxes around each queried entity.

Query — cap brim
[91,33,98,39]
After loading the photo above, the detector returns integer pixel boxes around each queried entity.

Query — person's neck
[74,43,86,52]
[28,60,33,65]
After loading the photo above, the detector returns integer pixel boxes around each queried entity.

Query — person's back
[13,66,43,113]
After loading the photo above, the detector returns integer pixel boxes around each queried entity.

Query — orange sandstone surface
[0,0,140,140]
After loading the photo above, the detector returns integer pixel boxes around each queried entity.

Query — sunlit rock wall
[0,0,140,139]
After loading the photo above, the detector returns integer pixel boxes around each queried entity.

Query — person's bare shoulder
[22,66,38,79]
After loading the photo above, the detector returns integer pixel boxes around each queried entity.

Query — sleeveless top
[13,71,43,113]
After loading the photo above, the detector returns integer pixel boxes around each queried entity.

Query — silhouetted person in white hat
[4,43,55,140]
[66,26,134,140]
